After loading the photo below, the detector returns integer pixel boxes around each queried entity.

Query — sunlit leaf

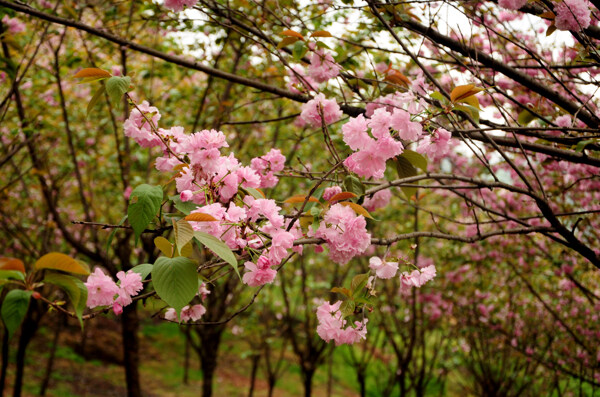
[339,202,374,219]
[154,236,174,258]
[0,257,25,273]
[281,29,304,39]
[73,67,112,79]
[328,192,357,202]
[184,213,218,222]
[34,253,90,275]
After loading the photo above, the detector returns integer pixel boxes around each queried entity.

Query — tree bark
[196,325,225,397]
[247,353,260,397]
[13,304,41,397]
[0,324,9,396]
[39,314,64,395]
[301,368,315,397]
[121,302,141,397]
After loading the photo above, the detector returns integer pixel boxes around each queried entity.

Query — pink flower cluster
[399,264,437,293]
[1,16,25,34]
[342,108,415,179]
[363,189,392,212]
[554,0,591,31]
[312,204,371,264]
[250,148,286,188]
[369,256,398,279]
[164,0,198,12]
[165,304,206,322]
[307,49,341,83]
[415,128,452,160]
[123,101,162,148]
[164,283,211,322]
[497,0,527,10]
[85,268,143,315]
[287,65,318,94]
[316,301,368,345]
[300,94,343,127]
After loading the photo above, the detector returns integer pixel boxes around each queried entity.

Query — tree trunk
[301,368,315,397]
[183,328,191,385]
[13,305,40,397]
[39,314,63,395]
[0,325,9,396]
[196,326,225,397]
[247,353,260,397]
[267,379,276,397]
[121,301,142,397]
[358,370,366,397]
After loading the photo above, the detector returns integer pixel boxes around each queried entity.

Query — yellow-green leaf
[450,84,483,103]
[277,36,300,49]
[339,202,374,219]
[154,236,174,258]
[311,30,332,37]
[34,253,90,275]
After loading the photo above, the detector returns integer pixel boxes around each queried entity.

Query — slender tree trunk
[183,328,191,385]
[247,353,260,397]
[0,325,9,396]
[301,368,315,397]
[358,370,366,397]
[39,314,64,395]
[121,302,142,397]
[197,326,224,397]
[13,306,40,397]
[267,379,276,397]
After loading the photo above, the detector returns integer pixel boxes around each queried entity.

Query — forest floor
[3,309,362,397]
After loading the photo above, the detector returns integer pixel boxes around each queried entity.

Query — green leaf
[395,156,417,200]
[277,36,300,49]
[194,232,239,280]
[315,41,331,50]
[430,91,445,102]
[574,139,595,153]
[343,175,365,197]
[401,149,428,172]
[331,287,352,297]
[169,194,198,215]
[131,263,153,280]
[396,156,417,179]
[44,273,87,327]
[173,220,194,255]
[0,270,25,282]
[242,187,265,200]
[350,273,369,294]
[86,86,105,117]
[106,215,128,254]
[1,289,31,339]
[151,256,198,314]
[454,104,480,125]
[518,109,536,126]
[128,184,163,243]
[105,76,131,105]
[340,300,355,317]
[292,41,307,61]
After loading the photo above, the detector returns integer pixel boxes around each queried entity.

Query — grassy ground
[3,313,363,397]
